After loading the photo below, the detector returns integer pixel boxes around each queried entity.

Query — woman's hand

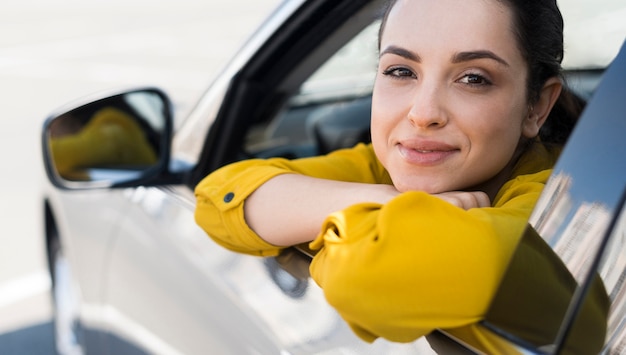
[432,191,491,210]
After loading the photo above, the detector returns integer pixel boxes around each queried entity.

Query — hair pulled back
[378,0,583,144]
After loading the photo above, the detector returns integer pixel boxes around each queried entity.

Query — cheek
[370,99,388,156]
[477,119,526,174]
[466,97,526,139]
[370,86,402,168]
[371,80,409,129]
[370,83,394,145]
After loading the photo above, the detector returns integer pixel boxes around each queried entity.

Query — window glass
[594,204,626,353]
[244,21,379,159]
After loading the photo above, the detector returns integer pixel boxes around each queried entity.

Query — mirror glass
[44,89,169,186]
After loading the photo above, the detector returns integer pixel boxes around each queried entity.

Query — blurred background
[0,0,279,353]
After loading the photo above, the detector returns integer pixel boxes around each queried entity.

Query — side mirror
[42,87,174,189]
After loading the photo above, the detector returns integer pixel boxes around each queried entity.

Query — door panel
[104,186,281,354]
[55,189,133,351]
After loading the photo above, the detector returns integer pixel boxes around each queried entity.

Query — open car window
[239,0,626,162]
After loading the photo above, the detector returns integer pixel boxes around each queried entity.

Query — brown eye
[382,67,416,79]
[458,73,492,86]
[467,74,483,84]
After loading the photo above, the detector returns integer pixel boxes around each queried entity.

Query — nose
[407,85,448,129]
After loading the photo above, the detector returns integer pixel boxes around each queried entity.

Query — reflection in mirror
[596,203,626,353]
[45,90,167,184]
[530,172,613,284]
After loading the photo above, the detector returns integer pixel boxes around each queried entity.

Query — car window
[243,21,379,159]
[241,0,626,161]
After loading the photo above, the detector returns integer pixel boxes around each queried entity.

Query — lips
[396,140,459,166]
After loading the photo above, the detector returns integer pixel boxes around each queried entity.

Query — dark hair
[378,0,583,144]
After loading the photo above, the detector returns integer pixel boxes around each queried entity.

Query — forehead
[382,0,521,61]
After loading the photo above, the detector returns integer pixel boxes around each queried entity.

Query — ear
[522,77,562,138]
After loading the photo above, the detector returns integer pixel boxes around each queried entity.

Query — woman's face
[372,0,536,194]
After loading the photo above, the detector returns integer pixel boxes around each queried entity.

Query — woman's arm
[244,174,400,246]
[309,169,552,343]
[195,143,492,255]
[194,144,391,256]
[245,174,491,246]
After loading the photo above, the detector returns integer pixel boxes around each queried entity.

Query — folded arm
[195,143,490,254]
[309,170,551,342]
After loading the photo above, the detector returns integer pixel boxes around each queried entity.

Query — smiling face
[372,0,540,194]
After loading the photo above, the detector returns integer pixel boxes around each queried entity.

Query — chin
[392,179,445,194]
[388,166,456,194]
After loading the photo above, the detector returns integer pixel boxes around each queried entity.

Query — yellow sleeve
[308,169,552,343]
[194,144,391,256]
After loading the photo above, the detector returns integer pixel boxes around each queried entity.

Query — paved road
[0,1,279,353]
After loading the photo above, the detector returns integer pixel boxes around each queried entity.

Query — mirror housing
[42,87,178,189]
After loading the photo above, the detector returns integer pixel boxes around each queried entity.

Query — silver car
[40,0,626,353]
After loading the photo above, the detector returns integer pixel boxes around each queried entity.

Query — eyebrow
[380,45,510,67]
[452,50,510,67]
[380,45,421,62]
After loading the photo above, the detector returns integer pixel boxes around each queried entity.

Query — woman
[195,0,586,350]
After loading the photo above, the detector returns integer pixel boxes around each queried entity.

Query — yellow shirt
[194,142,562,348]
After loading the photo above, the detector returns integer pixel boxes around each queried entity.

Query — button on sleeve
[223,192,235,203]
